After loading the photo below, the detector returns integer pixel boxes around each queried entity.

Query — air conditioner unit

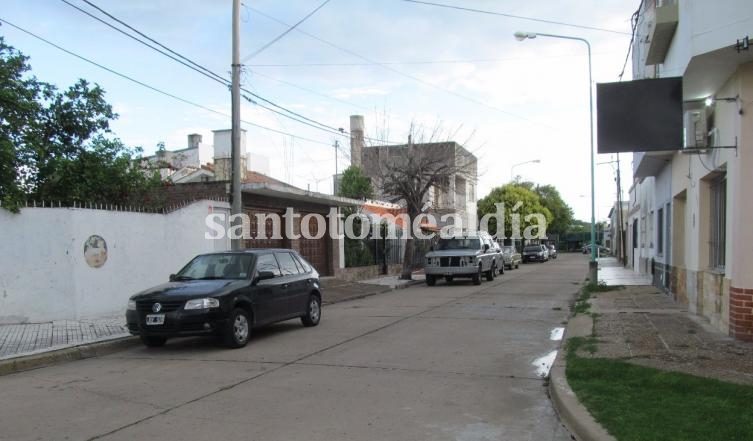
[683,109,707,149]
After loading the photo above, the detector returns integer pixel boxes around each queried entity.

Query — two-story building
[627,0,753,340]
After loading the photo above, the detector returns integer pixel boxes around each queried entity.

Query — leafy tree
[0,37,159,212]
[533,184,574,237]
[337,165,373,200]
[477,183,552,239]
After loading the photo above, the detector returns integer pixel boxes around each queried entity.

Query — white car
[424,233,498,286]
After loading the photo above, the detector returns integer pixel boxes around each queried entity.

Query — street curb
[0,336,139,377]
[549,314,617,441]
[323,279,423,305]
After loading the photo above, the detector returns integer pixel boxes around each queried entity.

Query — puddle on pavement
[533,350,558,378]
[550,327,565,341]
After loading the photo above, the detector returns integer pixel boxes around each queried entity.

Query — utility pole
[616,153,625,266]
[334,140,339,176]
[230,0,242,250]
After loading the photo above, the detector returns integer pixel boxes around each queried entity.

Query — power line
[60,0,228,87]
[402,0,631,36]
[61,0,352,142]
[246,6,556,129]
[0,17,333,147]
[241,0,332,62]
[618,0,644,80]
[78,0,228,84]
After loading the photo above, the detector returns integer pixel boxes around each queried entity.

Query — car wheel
[499,263,505,275]
[445,276,453,284]
[426,275,437,286]
[301,294,321,327]
[223,308,251,348]
[486,264,495,281]
[515,262,520,269]
[140,336,167,347]
[472,265,482,285]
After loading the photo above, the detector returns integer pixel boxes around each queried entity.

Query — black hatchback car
[126,249,322,348]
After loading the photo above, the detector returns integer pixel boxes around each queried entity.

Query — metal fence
[345,236,435,273]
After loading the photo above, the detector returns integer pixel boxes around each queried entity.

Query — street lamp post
[510,159,541,182]
[514,31,597,283]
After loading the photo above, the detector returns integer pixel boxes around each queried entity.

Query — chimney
[187,133,202,148]
[349,115,365,168]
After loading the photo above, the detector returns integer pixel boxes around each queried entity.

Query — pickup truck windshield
[437,238,481,250]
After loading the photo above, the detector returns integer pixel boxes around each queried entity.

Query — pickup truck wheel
[426,275,437,286]
[472,265,482,285]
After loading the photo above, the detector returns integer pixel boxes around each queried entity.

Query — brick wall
[147,181,228,208]
[730,287,753,341]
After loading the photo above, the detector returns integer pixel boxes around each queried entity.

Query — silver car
[424,234,498,286]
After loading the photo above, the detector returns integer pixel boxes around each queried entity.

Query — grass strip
[565,338,753,441]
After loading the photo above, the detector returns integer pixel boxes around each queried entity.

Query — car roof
[201,248,297,256]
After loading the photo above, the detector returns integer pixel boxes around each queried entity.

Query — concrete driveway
[0,254,587,441]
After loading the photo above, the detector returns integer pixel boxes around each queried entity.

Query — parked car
[522,244,549,263]
[547,244,558,259]
[424,232,498,286]
[126,249,322,348]
[500,245,522,270]
[490,241,506,275]
[582,244,610,256]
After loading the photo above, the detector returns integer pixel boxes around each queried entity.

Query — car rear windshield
[437,238,481,250]
[176,254,253,280]
[523,246,541,252]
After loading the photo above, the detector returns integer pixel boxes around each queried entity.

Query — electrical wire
[241,0,332,62]
[618,0,644,80]
[402,0,631,36]
[0,17,333,147]
[60,0,228,87]
[246,6,557,129]
[61,0,354,142]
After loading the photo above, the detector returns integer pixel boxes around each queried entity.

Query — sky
[1,0,638,222]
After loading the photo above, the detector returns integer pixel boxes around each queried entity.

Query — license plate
[146,314,165,325]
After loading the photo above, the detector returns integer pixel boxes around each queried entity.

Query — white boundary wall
[0,200,230,324]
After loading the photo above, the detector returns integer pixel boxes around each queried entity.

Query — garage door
[243,208,284,249]
[298,212,329,275]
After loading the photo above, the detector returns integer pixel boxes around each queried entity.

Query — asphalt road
[0,253,587,441]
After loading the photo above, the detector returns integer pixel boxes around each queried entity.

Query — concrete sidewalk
[0,273,422,370]
[550,257,753,441]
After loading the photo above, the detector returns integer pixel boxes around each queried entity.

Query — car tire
[426,275,437,286]
[472,266,482,285]
[140,336,167,347]
[301,294,321,327]
[498,263,504,275]
[515,262,520,269]
[486,264,495,281]
[445,276,453,284]
[223,308,251,349]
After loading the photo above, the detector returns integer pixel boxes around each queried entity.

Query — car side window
[293,254,313,273]
[275,252,300,276]
[255,253,281,277]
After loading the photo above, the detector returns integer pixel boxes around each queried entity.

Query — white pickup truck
[424,233,499,286]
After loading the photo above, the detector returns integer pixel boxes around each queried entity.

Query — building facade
[628,0,753,340]
[349,115,479,234]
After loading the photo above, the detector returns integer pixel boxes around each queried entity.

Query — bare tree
[372,123,476,280]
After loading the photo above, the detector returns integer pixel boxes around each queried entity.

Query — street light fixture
[514,30,598,282]
[510,159,541,181]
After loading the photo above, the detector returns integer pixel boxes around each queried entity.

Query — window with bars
[709,174,726,270]
[657,207,664,255]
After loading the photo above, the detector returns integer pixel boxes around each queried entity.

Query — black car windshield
[437,238,481,250]
[176,254,253,280]
[523,246,541,252]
